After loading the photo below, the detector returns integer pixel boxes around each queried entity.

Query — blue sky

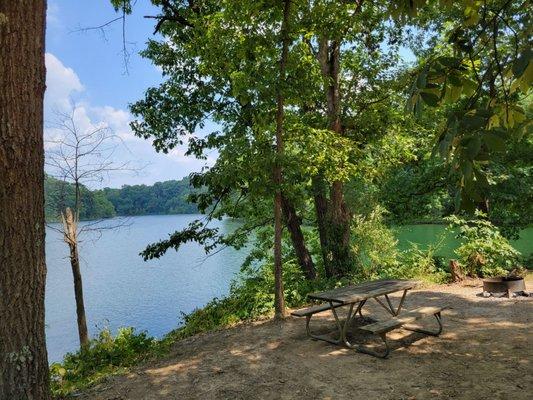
[45,0,211,188]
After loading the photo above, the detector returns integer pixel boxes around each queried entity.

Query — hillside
[45,176,197,221]
[102,179,197,216]
[45,175,116,221]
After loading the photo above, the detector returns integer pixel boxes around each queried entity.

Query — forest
[0,0,531,399]
[45,175,197,221]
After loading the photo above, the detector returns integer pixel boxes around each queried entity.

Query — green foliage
[349,206,451,284]
[103,178,198,216]
[382,241,451,284]
[50,327,158,397]
[45,175,116,221]
[351,206,400,279]
[446,213,522,277]
[45,176,197,222]
[486,132,533,238]
[406,0,531,210]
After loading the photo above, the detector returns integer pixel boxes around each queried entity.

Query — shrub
[379,238,451,284]
[50,327,158,397]
[351,206,400,279]
[446,213,522,277]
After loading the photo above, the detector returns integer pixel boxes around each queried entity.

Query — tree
[45,105,133,349]
[0,0,50,398]
[125,1,410,281]
[130,1,319,282]
[272,0,292,319]
[405,0,531,210]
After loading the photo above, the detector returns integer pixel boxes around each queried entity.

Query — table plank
[308,279,417,304]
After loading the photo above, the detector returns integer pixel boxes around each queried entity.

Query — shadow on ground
[80,281,532,400]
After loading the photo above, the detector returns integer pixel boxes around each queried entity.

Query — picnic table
[291,279,444,358]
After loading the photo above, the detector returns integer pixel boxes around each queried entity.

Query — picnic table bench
[291,279,445,358]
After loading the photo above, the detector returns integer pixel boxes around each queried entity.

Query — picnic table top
[308,279,418,305]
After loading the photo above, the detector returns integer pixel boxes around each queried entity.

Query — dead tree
[46,104,135,348]
[449,260,465,282]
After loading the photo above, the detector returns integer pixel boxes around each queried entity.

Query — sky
[45,0,212,189]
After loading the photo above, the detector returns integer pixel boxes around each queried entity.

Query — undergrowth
[51,211,524,397]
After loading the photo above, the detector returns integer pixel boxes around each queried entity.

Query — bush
[50,327,158,397]
[351,206,400,279]
[379,238,451,284]
[446,213,522,277]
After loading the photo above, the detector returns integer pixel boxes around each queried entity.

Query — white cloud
[45,53,83,111]
[44,53,209,188]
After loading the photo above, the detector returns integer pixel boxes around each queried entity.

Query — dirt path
[81,280,532,400]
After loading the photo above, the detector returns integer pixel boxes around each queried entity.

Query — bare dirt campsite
[80,277,532,400]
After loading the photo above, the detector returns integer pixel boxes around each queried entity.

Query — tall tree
[130,1,318,282]
[124,0,407,281]
[273,0,292,319]
[0,0,50,398]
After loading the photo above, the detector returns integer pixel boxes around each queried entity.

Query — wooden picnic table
[292,279,444,358]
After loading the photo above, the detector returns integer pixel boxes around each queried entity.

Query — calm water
[45,215,532,362]
[45,215,245,362]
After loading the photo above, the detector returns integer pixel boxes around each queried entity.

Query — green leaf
[414,97,423,117]
[512,50,531,78]
[438,56,460,67]
[465,136,481,159]
[448,73,462,86]
[461,159,473,181]
[420,91,439,106]
[483,132,506,152]
[462,114,485,130]
[416,70,427,89]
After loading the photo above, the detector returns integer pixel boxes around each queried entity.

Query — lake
[45,215,532,362]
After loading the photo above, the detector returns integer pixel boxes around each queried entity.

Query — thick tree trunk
[0,1,50,398]
[62,208,89,348]
[315,38,353,277]
[273,0,291,320]
[281,195,316,280]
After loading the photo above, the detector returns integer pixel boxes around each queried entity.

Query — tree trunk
[62,208,89,348]
[312,175,334,278]
[315,38,353,277]
[273,0,292,320]
[449,260,464,282]
[0,1,50,398]
[281,195,316,280]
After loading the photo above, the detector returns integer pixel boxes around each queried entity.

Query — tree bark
[62,208,89,348]
[449,260,465,282]
[0,0,50,398]
[281,195,316,280]
[315,38,353,277]
[273,0,292,320]
[312,175,334,278]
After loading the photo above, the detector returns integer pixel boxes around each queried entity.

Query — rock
[481,291,491,298]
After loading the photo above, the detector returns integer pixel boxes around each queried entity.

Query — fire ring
[482,277,526,297]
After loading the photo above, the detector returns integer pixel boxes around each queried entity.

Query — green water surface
[394,224,533,259]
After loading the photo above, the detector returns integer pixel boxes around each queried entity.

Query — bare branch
[44,103,143,239]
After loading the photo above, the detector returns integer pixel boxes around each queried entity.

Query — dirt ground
[81,278,532,400]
